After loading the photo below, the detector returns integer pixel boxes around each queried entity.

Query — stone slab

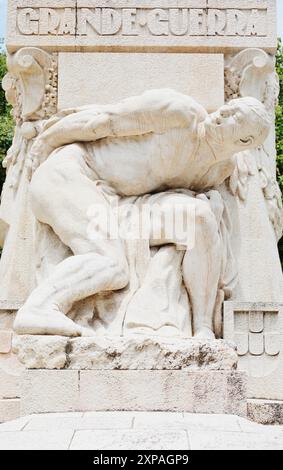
[6,0,277,53]
[0,399,21,423]
[19,369,246,416]
[58,52,224,112]
[247,399,283,425]
[78,370,247,416]
[0,430,74,450]
[0,330,12,354]
[224,302,283,401]
[20,370,79,416]
[188,429,283,450]
[70,429,189,450]
[13,334,238,370]
[0,369,20,399]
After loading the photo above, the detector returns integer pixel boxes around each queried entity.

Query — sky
[0,0,283,39]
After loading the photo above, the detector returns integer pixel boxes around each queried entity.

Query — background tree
[276,40,283,264]
[0,52,14,190]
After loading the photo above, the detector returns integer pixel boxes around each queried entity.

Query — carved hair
[229,97,271,146]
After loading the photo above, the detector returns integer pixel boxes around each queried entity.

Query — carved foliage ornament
[2,47,58,124]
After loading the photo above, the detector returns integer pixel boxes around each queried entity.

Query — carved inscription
[16,7,267,37]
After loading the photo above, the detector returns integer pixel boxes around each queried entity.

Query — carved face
[204,99,269,152]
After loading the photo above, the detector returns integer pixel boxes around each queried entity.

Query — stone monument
[0,0,282,424]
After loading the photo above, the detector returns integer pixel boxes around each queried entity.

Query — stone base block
[13,335,238,371]
[0,399,21,423]
[20,369,247,418]
[248,399,283,425]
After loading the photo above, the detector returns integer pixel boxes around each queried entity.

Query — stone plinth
[20,369,247,417]
[13,336,246,417]
[13,335,238,370]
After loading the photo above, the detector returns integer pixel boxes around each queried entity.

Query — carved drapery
[0,48,58,309]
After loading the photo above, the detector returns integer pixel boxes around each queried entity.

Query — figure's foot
[194,327,215,340]
[13,306,91,337]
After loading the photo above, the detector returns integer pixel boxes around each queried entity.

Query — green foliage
[276,40,283,193]
[276,40,283,265]
[0,53,14,191]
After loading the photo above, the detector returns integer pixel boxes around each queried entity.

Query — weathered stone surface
[78,370,247,416]
[19,369,246,416]
[0,369,21,399]
[6,0,277,53]
[0,399,21,423]
[13,335,238,371]
[13,335,68,369]
[21,370,79,415]
[0,330,12,354]
[248,399,283,425]
[58,52,224,112]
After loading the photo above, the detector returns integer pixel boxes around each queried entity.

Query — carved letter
[77,8,101,35]
[169,9,189,36]
[17,8,39,35]
[190,9,206,36]
[58,8,76,35]
[226,10,247,36]
[39,8,60,35]
[147,9,169,36]
[122,9,138,36]
[101,9,122,35]
[246,9,267,36]
[207,9,226,36]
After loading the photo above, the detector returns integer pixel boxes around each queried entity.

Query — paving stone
[25,412,133,431]
[188,430,283,450]
[70,429,190,450]
[0,430,74,450]
[133,412,185,429]
[0,416,30,431]
[183,413,242,432]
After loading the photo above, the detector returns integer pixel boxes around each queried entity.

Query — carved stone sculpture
[11,88,271,340]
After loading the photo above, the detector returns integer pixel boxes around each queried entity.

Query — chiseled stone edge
[13,334,238,371]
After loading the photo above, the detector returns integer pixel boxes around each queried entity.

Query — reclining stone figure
[13,89,271,340]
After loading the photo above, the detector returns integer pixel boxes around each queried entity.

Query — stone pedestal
[11,335,247,418]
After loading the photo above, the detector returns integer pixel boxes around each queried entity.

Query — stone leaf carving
[225,48,283,240]
[225,48,278,111]
[2,47,57,124]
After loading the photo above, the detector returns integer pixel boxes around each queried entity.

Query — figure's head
[204,97,271,153]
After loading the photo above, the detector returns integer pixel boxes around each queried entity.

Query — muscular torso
[86,126,229,197]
